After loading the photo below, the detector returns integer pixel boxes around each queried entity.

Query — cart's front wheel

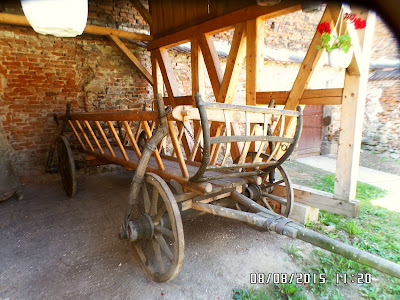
[57,136,76,198]
[130,173,184,282]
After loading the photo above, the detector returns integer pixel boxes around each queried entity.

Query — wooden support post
[191,37,205,162]
[272,6,333,159]
[217,23,247,104]
[153,48,193,157]
[334,10,376,204]
[108,34,154,85]
[246,18,264,106]
[198,33,223,97]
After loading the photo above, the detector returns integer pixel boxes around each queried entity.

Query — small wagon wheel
[57,136,76,198]
[239,152,293,217]
[130,173,184,282]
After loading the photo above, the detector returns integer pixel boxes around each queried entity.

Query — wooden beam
[256,88,343,105]
[191,37,206,100]
[151,53,163,96]
[153,48,180,101]
[147,0,302,50]
[217,23,247,104]
[163,96,194,106]
[129,0,152,27]
[274,184,361,218]
[334,9,375,203]
[0,13,152,41]
[198,34,223,98]
[272,6,333,159]
[246,18,264,106]
[108,34,153,85]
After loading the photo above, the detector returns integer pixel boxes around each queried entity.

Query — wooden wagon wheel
[57,136,76,198]
[130,173,184,282]
[239,152,293,217]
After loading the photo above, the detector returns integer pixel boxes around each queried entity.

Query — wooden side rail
[171,93,303,183]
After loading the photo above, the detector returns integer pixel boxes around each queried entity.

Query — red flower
[353,17,367,29]
[317,22,331,34]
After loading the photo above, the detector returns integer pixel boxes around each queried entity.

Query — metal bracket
[132,174,144,184]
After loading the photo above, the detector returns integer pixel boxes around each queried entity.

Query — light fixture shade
[21,0,88,37]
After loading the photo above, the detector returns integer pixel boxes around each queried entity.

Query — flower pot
[328,48,354,68]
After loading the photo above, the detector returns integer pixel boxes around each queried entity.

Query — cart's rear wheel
[241,152,293,217]
[57,136,76,198]
[132,173,184,282]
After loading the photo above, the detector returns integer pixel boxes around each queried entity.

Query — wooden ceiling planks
[147,0,302,50]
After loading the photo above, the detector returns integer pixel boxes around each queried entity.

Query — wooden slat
[246,17,264,106]
[256,88,343,105]
[188,126,203,161]
[142,121,165,171]
[210,135,294,145]
[68,120,86,150]
[168,121,189,179]
[84,120,104,154]
[129,0,152,27]
[147,1,302,50]
[198,34,223,98]
[163,96,194,106]
[107,121,129,161]
[0,13,153,41]
[217,23,247,103]
[75,120,94,152]
[220,111,231,166]
[95,121,115,157]
[66,111,154,122]
[209,123,224,165]
[122,121,142,159]
[108,34,154,85]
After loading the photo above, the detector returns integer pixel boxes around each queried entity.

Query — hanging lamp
[21,0,88,37]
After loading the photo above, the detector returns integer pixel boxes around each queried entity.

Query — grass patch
[311,174,387,200]
[304,174,400,299]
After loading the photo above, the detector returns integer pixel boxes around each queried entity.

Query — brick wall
[0,1,152,176]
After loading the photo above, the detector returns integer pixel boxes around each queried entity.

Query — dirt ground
[0,170,322,300]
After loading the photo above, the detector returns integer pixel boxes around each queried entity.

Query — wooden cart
[47,94,400,282]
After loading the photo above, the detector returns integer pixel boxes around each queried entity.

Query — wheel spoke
[155,233,173,261]
[142,182,151,214]
[261,198,273,210]
[150,187,159,216]
[152,238,165,273]
[264,179,285,188]
[144,240,153,266]
[153,204,166,223]
[263,192,287,205]
[155,225,174,238]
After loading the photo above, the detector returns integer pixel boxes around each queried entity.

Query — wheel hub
[243,184,262,201]
[127,214,154,242]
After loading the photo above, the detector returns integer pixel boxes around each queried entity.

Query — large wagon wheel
[57,136,76,198]
[240,152,293,217]
[130,173,184,282]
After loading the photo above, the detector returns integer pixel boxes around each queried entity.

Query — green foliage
[232,287,269,300]
[344,220,360,237]
[274,282,306,300]
[311,174,387,201]
[316,33,352,53]
[286,243,303,260]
